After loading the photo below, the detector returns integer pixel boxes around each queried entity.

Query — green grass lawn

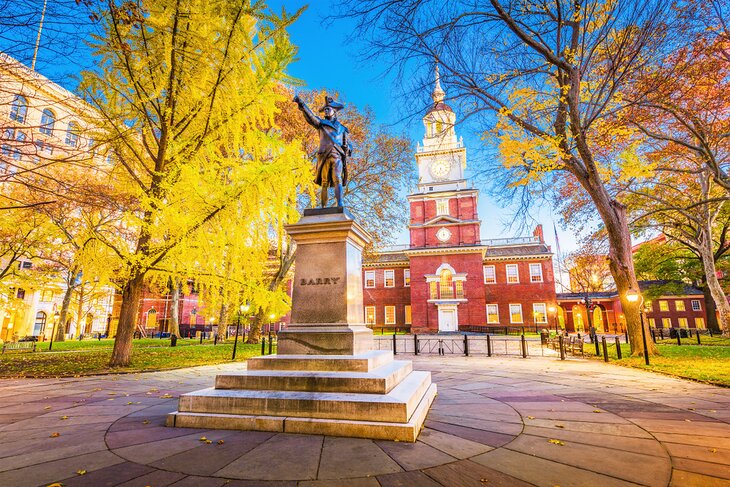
[587,340,730,387]
[0,338,273,378]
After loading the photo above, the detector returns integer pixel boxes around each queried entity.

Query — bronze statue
[293,94,351,207]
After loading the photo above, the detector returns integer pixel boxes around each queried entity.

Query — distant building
[362,69,557,333]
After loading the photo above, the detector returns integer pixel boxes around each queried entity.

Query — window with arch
[436,121,443,133]
[65,121,80,147]
[146,308,157,328]
[33,311,47,336]
[40,109,55,135]
[439,269,454,299]
[10,95,27,123]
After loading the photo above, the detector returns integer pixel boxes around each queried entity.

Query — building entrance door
[438,307,458,332]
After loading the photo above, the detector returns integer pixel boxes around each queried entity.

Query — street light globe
[54,311,60,321]
[209,317,215,324]
[626,290,640,303]
[548,305,556,313]
[269,314,276,320]
[241,304,250,313]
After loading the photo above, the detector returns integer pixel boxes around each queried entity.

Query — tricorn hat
[319,95,344,112]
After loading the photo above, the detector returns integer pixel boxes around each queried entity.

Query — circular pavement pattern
[0,356,728,486]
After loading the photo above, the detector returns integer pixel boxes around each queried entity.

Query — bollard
[602,337,608,362]
[709,328,713,337]
[438,339,444,356]
[676,332,681,346]
[392,333,397,355]
[521,334,527,358]
[559,335,565,360]
[689,329,693,338]
[464,335,469,356]
[659,328,664,340]
[486,334,492,357]
[650,329,656,343]
[595,338,601,356]
[625,330,629,343]
[199,332,203,344]
[214,335,218,346]
[268,332,273,355]
[414,334,419,355]
[261,337,266,355]
[697,330,701,345]
[615,336,622,359]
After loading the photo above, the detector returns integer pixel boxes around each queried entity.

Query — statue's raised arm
[291,94,350,208]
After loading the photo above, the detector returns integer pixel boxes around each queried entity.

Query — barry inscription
[300,277,341,286]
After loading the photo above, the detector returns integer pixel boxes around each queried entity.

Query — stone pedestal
[167,208,436,442]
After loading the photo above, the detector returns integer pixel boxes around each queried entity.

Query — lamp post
[581,295,597,340]
[626,290,650,365]
[48,311,60,351]
[548,305,557,334]
[232,303,249,360]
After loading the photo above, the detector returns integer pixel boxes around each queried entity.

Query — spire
[431,63,445,104]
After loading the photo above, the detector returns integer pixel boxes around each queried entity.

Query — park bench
[568,336,584,357]
[2,341,36,353]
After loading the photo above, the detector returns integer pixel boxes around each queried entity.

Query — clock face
[430,159,451,179]
[436,227,452,242]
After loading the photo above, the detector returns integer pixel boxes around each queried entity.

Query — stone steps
[246,350,393,372]
[177,370,433,423]
[215,359,413,394]
[167,383,437,442]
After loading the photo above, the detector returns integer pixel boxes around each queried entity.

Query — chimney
[533,224,544,243]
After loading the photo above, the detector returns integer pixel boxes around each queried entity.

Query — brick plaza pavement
[0,355,728,486]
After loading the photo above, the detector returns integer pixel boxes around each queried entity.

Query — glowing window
[486,304,499,324]
[364,271,375,288]
[404,269,410,287]
[509,304,523,323]
[365,306,375,325]
[439,269,453,298]
[384,306,396,325]
[384,270,395,288]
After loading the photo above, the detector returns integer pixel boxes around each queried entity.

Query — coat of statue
[292,94,351,207]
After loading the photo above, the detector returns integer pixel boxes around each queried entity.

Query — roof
[426,102,453,114]
[484,244,552,258]
[557,280,704,301]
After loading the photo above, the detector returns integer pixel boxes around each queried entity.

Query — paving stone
[423,459,533,487]
[375,438,457,471]
[115,469,187,486]
[670,469,730,487]
[0,450,124,487]
[106,425,206,449]
[151,431,275,475]
[424,420,514,447]
[672,457,730,480]
[655,432,730,449]
[503,433,671,486]
[215,433,323,481]
[112,430,221,464]
[522,425,667,457]
[317,436,402,479]
[0,439,107,472]
[376,470,443,487]
[663,441,730,465]
[472,447,641,487]
[60,461,157,487]
[299,477,381,487]
[169,476,230,487]
[416,428,493,459]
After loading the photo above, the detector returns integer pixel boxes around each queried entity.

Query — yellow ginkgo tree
[79,0,311,367]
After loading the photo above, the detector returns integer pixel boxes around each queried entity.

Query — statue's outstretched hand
[293,94,301,104]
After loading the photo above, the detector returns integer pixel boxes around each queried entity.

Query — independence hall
[362,71,557,333]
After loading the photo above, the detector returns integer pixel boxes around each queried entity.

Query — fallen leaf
[60,416,68,420]
[526,416,535,420]
[46,483,63,487]
[76,469,86,475]
[160,394,173,399]
[205,440,212,444]
[44,406,51,410]
[554,424,565,429]
[688,408,695,411]
[50,432,60,438]
[199,436,208,442]
[548,439,565,446]
[709,448,717,453]
[217,440,225,445]
[593,410,602,413]
[142,420,150,425]
[108,392,116,396]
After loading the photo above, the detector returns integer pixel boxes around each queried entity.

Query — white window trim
[529,263,543,283]
[364,270,375,289]
[484,265,496,284]
[365,306,376,325]
[384,269,395,288]
[436,198,449,216]
[404,269,410,287]
[405,305,412,325]
[486,304,499,324]
[506,264,519,284]
[533,303,548,323]
[659,300,669,312]
[691,300,701,311]
[509,303,523,323]
[384,305,396,325]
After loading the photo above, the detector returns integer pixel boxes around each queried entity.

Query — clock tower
[405,66,486,333]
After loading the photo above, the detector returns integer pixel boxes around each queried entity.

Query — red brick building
[362,70,557,333]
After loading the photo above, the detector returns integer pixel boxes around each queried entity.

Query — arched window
[65,121,80,147]
[439,269,453,299]
[436,121,443,133]
[40,109,55,135]
[146,308,157,329]
[572,305,584,333]
[10,95,27,123]
[33,311,47,336]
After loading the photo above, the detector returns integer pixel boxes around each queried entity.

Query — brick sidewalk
[0,356,727,486]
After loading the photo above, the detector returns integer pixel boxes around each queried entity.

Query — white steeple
[432,64,445,104]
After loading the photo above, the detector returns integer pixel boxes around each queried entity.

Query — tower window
[436,199,449,216]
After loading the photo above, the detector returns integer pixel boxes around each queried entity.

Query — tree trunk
[702,285,720,332]
[217,303,229,340]
[75,282,85,338]
[577,174,659,357]
[697,226,730,336]
[109,272,145,367]
[246,312,263,344]
[169,279,181,338]
[54,278,75,342]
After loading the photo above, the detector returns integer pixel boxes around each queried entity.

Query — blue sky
[14,0,579,269]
